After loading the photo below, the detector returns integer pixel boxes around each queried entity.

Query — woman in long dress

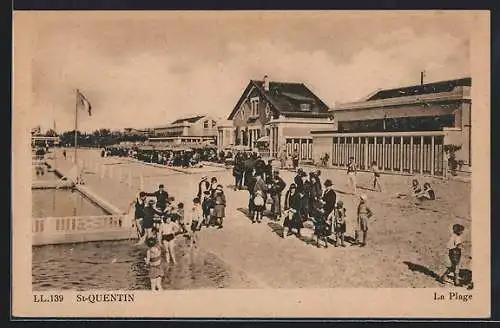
[283,184,306,238]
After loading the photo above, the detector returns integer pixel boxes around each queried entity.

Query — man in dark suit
[146,184,169,212]
[322,179,337,219]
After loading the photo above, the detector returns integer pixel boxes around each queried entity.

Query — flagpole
[74,89,79,168]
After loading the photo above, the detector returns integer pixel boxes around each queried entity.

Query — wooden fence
[329,132,446,176]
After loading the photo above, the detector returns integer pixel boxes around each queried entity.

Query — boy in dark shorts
[334,200,347,247]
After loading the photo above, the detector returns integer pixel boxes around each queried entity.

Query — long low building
[148,115,218,145]
[311,77,471,176]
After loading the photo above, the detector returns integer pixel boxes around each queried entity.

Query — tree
[45,129,58,137]
[444,144,462,176]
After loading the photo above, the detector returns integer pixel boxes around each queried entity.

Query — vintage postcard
[12,10,490,318]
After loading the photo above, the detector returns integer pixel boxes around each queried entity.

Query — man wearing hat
[269,170,287,221]
[197,176,210,199]
[146,184,169,212]
[322,179,337,221]
[294,168,306,193]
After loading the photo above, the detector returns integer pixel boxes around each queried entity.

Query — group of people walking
[232,153,375,248]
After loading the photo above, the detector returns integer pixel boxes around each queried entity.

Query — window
[212,120,216,128]
[300,103,311,111]
[250,97,259,116]
[203,121,209,129]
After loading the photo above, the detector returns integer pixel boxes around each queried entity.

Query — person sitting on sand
[412,179,425,200]
[422,182,436,200]
[412,179,436,201]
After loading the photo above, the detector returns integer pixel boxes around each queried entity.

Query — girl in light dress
[145,237,163,291]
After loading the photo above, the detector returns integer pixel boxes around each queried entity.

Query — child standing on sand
[187,198,203,247]
[371,161,382,192]
[438,224,465,286]
[355,194,373,247]
[334,200,347,247]
[253,190,265,224]
[160,215,179,264]
[176,203,187,233]
[213,184,226,229]
[145,237,163,291]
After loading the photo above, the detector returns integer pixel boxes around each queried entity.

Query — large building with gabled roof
[218,75,333,160]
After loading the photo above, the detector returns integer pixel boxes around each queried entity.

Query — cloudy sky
[18,11,472,132]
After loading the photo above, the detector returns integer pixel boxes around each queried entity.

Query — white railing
[33,215,128,234]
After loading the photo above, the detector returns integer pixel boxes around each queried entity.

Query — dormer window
[300,103,311,111]
[203,120,209,128]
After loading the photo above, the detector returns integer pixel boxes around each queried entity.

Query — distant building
[123,128,146,136]
[132,128,155,138]
[311,77,472,176]
[31,135,60,147]
[148,115,218,145]
[219,76,333,160]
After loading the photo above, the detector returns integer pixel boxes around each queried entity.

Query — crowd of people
[128,179,227,291]
[122,148,465,290]
[230,151,375,248]
[101,146,219,168]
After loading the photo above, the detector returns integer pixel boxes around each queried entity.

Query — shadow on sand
[403,261,440,279]
[403,261,473,286]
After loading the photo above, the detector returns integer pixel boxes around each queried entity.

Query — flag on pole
[77,89,92,116]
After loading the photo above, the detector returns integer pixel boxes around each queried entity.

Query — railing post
[349,137,359,162]
[431,135,435,176]
[409,136,413,174]
[381,136,385,171]
[337,137,341,168]
[400,136,403,173]
[390,136,394,171]
[364,138,369,170]
[420,136,424,174]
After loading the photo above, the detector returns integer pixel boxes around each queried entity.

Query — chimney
[263,75,270,91]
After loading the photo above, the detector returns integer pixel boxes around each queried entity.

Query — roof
[171,115,206,125]
[228,80,330,120]
[365,77,471,101]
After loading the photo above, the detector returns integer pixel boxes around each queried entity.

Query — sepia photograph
[12,10,490,318]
